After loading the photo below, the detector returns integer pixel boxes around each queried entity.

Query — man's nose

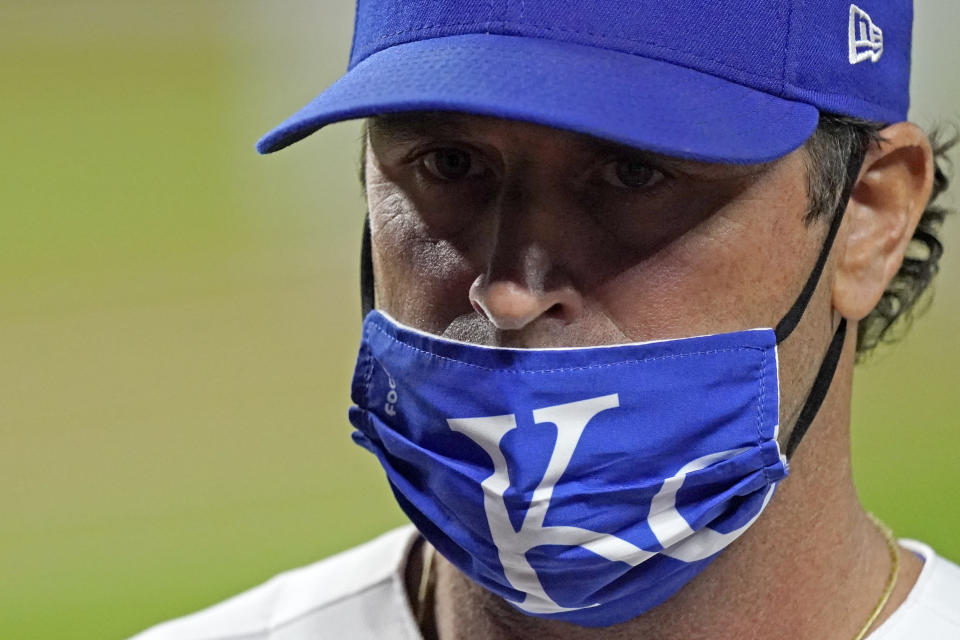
[469,275,583,331]
[468,202,585,332]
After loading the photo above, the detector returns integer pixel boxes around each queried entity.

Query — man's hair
[803,114,956,357]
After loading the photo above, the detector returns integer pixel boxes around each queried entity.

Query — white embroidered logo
[849,4,883,64]
[383,372,398,417]
[447,393,773,614]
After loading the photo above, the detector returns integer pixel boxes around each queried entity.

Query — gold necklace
[851,513,901,640]
[415,515,901,640]
[416,542,437,628]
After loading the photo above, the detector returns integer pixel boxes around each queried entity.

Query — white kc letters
[447,394,774,614]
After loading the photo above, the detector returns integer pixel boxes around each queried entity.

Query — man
[135,1,958,638]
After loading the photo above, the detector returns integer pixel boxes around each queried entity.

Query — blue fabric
[349,311,788,627]
[785,1,911,121]
[258,0,912,160]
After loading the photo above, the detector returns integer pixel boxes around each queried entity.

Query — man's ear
[833,122,935,321]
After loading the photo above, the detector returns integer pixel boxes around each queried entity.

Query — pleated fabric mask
[349,310,787,626]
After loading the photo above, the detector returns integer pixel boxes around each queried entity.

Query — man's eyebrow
[369,112,677,165]
[366,112,758,176]
[587,137,675,162]
[367,112,474,145]
[580,136,708,173]
[586,136,776,175]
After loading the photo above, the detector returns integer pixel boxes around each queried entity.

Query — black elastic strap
[775,152,863,458]
[361,214,375,318]
[774,154,863,343]
[784,317,848,459]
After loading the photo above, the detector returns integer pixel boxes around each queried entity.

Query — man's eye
[421,148,484,181]
[601,159,665,190]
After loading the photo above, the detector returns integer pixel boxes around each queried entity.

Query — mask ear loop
[784,317,847,458]
[361,214,375,318]
[779,151,865,460]
[774,154,864,344]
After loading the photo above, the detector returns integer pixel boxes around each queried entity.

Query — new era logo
[849,4,883,64]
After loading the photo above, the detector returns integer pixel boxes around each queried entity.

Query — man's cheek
[374,206,466,284]
[373,221,477,328]
[402,237,479,327]
[410,237,474,285]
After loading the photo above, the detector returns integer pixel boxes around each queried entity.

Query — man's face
[365,111,834,345]
[363,112,846,431]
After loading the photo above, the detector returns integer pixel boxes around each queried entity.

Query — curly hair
[803,113,956,357]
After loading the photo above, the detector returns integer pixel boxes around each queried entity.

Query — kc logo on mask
[350,310,787,626]
[448,393,774,615]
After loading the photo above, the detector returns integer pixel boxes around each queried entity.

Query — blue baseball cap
[256,1,912,164]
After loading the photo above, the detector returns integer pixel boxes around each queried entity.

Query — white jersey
[132,526,960,639]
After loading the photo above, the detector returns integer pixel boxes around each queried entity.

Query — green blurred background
[1,2,957,638]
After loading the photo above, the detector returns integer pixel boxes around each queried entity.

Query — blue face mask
[348,159,859,628]
[351,311,794,626]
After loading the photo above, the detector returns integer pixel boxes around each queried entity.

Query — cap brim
[256,33,819,164]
